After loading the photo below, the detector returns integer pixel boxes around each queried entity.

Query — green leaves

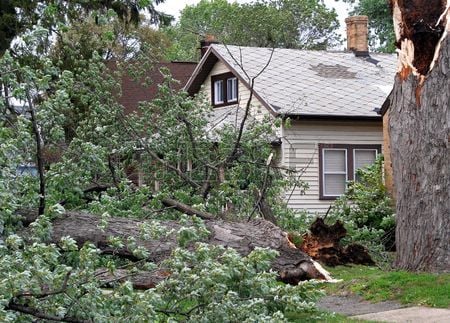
[328,156,396,260]
[157,243,320,321]
[341,0,396,53]
[0,2,323,319]
[164,0,340,61]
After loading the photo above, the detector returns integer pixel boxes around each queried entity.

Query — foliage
[339,0,395,52]
[0,0,171,55]
[0,218,321,321]
[0,4,318,321]
[164,0,340,61]
[276,208,313,233]
[327,156,395,256]
[156,244,322,321]
[323,265,450,308]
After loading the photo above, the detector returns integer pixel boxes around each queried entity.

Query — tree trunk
[389,1,450,272]
[39,212,327,288]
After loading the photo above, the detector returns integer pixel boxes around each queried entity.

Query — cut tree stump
[30,212,328,288]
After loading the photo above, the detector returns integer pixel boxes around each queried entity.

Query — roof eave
[282,114,382,121]
[379,89,394,116]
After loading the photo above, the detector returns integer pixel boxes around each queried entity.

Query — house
[185,16,397,214]
[110,61,197,115]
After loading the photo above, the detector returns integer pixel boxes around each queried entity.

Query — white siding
[281,119,383,214]
[201,61,270,120]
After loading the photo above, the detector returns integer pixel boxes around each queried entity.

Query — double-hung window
[322,149,348,196]
[213,80,224,105]
[211,72,238,107]
[319,144,380,199]
[227,77,238,102]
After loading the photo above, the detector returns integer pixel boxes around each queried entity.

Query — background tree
[164,0,340,61]
[387,0,449,272]
[339,0,395,52]
[0,0,171,55]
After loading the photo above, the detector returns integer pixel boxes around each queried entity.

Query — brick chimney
[200,34,219,58]
[345,15,369,56]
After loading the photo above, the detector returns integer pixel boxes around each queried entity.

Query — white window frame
[227,77,238,102]
[353,148,378,179]
[322,148,348,197]
[213,80,224,104]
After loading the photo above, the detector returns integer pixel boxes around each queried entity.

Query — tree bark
[41,212,326,288]
[388,1,450,272]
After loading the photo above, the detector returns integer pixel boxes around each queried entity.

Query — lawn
[321,265,450,308]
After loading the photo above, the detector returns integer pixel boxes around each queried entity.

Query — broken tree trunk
[297,218,374,266]
[41,212,326,288]
[388,1,450,271]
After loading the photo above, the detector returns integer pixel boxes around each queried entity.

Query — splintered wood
[296,218,374,267]
[391,0,448,76]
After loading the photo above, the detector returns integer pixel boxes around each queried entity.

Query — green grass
[285,311,375,323]
[321,265,450,308]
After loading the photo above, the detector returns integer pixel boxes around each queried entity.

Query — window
[323,149,347,196]
[227,77,237,102]
[211,72,238,107]
[213,80,224,104]
[354,149,378,181]
[319,144,380,199]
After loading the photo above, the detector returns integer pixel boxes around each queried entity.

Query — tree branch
[6,302,91,323]
[161,197,214,220]
[120,114,201,189]
[26,89,46,215]
[15,271,72,300]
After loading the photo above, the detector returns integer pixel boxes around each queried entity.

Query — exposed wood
[389,1,450,272]
[298,218,374,266]
[382,111,395,199]
[391,0,447,76]
[30,212,325,288]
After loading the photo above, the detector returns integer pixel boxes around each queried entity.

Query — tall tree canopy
[0,0,172,55]
[340,0,395,52]
[164,0,340,61]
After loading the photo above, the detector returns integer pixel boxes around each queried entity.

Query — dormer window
[213,80,224,104]
[227,77,237,102]
[211,72,238,107]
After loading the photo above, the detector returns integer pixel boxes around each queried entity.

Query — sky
[156,0,353,42]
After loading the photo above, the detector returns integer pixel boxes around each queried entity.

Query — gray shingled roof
[205,105,277,142]
[210,44,397,117]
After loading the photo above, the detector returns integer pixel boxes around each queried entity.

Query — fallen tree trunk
[39,212,326,288]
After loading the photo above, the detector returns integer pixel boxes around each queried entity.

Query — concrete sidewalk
[318,295,450,323]
[351,306,450,323]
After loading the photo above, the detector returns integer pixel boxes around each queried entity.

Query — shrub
[327,156,395,257]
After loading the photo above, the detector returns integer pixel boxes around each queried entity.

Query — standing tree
[164,0,340,61]
[340,0,395,52]
[388,0,449,272]
[0,0,171,55]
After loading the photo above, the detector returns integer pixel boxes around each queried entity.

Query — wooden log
[38,212,326,288]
